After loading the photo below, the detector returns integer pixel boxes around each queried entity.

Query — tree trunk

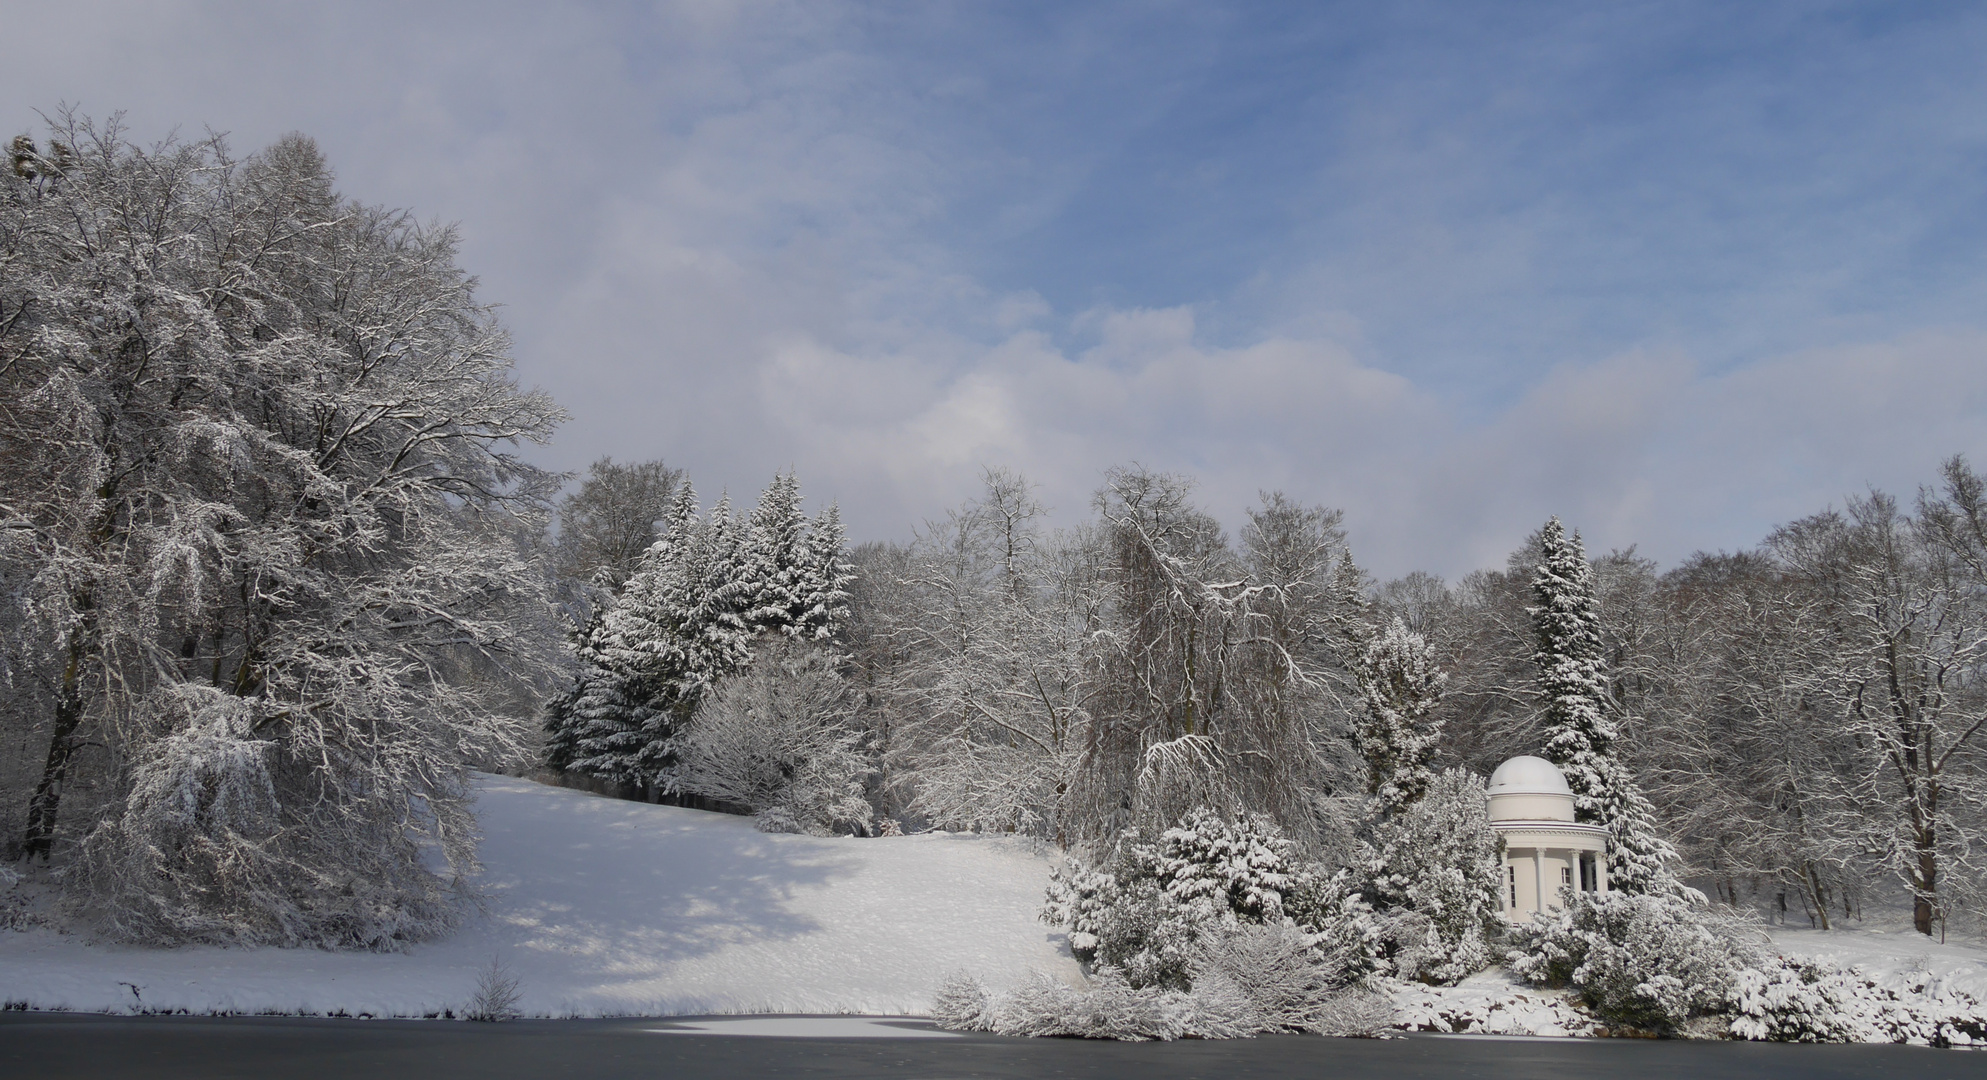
[1915,844,1938,936]
[21,620,88,860]
[1805,862,1831,931]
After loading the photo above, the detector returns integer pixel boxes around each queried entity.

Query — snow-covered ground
[1391,971,1597,1036]
[5,775,1985,1033]
[1389,921,1987,1039]
[0,774,1083,1018]
[1765,925,1987,999]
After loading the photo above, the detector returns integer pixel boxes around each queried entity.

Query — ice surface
[0,774,1082,1017]
[643,1017,960,1037]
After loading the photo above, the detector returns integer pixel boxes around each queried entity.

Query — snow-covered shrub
[1508,891,1743,1031]
[71,686,461,948]
[1727,958,1987,1047]
[1036,809,1382,1037]
[1308,988,1396,1037]
[675,642,873,835]
[1391,976,1600,1037]
[1359,769,1506,984]
[1044,809,1326,989]
[933,970,1267,1041]
[1190,920,1351,1032]
[933,952,1386,1042]
[931,971,996,1030]
[992,972,1195,1040]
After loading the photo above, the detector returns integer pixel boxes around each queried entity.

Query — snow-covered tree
[558,574,669,788]
[675,640,872,834]
[540,599,638,776]
[1530,518,1681,897]
[889,469,1088,838]
[551,457,680,593]
[1,115,562,944]
[1755,475,1987,936]
[543,474,853,792]
[736,472,809,637]
[1358,769,1505,984]
[733,472,852,641]
[1357,617,1446,815]
[797,501,855,641]
[1074,470,1362,846]
[553,485,748,788]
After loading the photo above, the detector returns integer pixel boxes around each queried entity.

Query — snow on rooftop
[1486,756,1573,797]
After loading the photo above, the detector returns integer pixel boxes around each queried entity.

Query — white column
[1532,848,1545,915]
[1596,849,1608,895]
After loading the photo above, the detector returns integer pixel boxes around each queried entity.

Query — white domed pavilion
[1487,755,1609,919]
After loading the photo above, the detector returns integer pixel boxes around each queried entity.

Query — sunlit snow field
[0,775,1083,1017]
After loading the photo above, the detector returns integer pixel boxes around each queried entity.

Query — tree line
[5,114,1983,950]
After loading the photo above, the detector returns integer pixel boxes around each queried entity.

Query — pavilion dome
[1488,755,1573,796]
[1487,756,1577,823]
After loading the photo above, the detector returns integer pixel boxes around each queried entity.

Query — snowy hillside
[0,775,1083,1017]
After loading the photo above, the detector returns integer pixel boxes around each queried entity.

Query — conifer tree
[623,487,754,787]
[797,502,854,641]
[1361,769,1506,983]
[1357,617,1446,816]
[563,574,662,786]
[542,603,606,773]
[686,493,756,675]
[1332,551,1374,659]
[1529,518,1686,897]
[738,473,812,637]
[544,485,742,789]
[541,473,853,792]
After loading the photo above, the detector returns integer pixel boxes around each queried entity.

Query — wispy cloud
[7,2,1986,577]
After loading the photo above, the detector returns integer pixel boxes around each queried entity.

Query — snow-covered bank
[0,775,1082,1017]
[7,773,1986,1036]
[1766,926,1987,999]
[1386,925,1987,1041]
[1391,971,1597,1037]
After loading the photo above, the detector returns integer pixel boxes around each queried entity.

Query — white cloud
[6,3,1987,582]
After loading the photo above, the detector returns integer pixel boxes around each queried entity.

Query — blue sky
[9,2,1987,577]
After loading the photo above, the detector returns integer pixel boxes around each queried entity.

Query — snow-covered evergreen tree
[1356,617,1446,816]
[547,474,853,792]
[1529,517,1684,897]
[688,493,756,664]
[796,502,854,641]
[559,573,663,787]
[541,602,613,774]
[732,473,852,641]
[737,472,810,637]
[1359,769,1505,984]
[586,486,751,788]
